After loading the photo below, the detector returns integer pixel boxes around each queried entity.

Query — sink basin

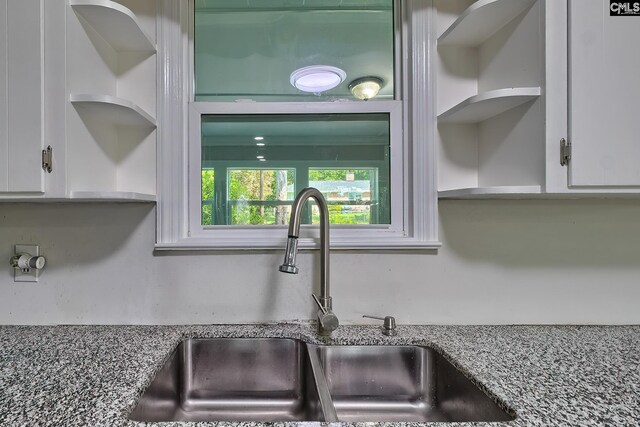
[312,344,514,422]
[131,338,514,423]
[129,338,325,422]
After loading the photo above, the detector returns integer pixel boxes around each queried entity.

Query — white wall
[1,199,639,325]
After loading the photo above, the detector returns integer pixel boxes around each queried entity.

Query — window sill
[155,236,441,251]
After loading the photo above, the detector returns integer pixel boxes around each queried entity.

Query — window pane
[202,169,215,225]
[201,113,391,226]
[194,0,394,101]
[309,169,386,225]
[228,169,295,225]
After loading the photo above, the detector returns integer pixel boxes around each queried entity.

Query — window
[156,1,438,249]
[200,113,392,226]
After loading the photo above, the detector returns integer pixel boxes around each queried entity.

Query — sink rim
[130,337,517,423]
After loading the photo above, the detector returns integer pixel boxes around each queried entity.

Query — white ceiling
[201,113,390,145]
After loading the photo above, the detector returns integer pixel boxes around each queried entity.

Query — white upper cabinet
[437,0,640,198]
[0,0,45,194]
[2,0,638,202]
[567,0,640,188]
[0,0,157,202]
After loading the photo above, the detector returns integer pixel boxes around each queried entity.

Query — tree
[201,170,215,225]
[309,169,371,182]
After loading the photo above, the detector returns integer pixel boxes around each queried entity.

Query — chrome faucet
[279,187,339,336]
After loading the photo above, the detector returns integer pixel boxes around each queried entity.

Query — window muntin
[194,0,395,102]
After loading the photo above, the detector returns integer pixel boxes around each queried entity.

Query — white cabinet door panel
[568,0,640,187]
[2,0,44,193]
[0,0,7,191]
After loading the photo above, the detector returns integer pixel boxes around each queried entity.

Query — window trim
[188,101,405,245]
[155,0,440,250]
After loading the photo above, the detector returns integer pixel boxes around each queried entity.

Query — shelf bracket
[560,138,571,166]
[42,145,53,173]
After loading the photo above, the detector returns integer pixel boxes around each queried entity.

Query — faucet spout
[278,187,338,335]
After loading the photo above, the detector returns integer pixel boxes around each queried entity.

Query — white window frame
[155,0,440,250]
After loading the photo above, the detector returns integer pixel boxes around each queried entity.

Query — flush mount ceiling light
[349,76,383,100]
[290,65,346,93]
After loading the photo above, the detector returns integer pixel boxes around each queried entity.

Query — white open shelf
[438,87,541,124]
[438,0,537,47]
[69,0,156,53]
[70,94,156,128]
[438,185,542,199]
[0,193,156,203]
[69,191,156,202]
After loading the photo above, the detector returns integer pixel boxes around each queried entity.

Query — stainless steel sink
[129,338,325,422]
[130,338,514,423]
[311,344,515,423]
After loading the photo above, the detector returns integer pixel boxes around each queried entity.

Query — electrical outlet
[13,245,42,283]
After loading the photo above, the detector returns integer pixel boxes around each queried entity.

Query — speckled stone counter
[0,324,638,427]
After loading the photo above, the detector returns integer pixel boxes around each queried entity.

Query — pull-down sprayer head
[279,237,299,274]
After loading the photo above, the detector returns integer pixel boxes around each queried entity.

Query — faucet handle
[363,314,397,336]
[313,294,339,335]
[312,294,328,315]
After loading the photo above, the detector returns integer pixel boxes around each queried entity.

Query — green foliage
[309,169,372,182]
[202,170,215,199]
[229,169,293,225]
[202,170,215,225]
[203,168,375,226]
[232,205,285,225]
[311,205,371,224]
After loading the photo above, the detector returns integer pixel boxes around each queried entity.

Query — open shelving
[436,0,545,198]
[70,94,156,128]
[438,0,537,47]
[69,0,156,53]
[437,185,542,199]
[69,191,156,202]
[65,0,157,200]
[438,87,540,124]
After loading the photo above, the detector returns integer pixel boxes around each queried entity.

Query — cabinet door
[568,0,640,187]
[0,0,44,193]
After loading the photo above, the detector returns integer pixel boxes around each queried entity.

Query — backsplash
[1,199,639,325]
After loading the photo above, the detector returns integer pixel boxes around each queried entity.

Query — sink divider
[179,339,194,408]
[306,344,338,422]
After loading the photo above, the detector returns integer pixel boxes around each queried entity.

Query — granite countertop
[0,323,638,427]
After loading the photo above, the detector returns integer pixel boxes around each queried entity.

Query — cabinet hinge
[560,138,571,167]
[42,145,53,173]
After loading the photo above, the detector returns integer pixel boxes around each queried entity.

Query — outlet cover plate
[14,244,41,283]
